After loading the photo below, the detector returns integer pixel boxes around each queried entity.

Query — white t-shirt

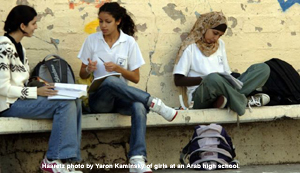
[173,39,231,104]
[78,30,145,83]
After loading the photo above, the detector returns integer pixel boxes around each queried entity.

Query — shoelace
[248,96,262,112]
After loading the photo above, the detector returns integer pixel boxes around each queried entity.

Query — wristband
[85,66,91,74]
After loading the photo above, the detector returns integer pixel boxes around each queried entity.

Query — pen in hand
[99,57,105,63]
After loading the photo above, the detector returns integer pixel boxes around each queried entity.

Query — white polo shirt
[78,30,145,82]
[173,39,232,104]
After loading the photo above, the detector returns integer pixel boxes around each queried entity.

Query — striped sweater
[0,36,37,112]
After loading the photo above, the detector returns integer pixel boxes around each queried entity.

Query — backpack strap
[30,61,44,78]
[192,157,228,166]
[190,147,233,159]
[180,140,191,165]
[43,54,68,83]
[58,59,68,83]
[67,63,76,83]
[191,134,229,146]
[195,124,222,136]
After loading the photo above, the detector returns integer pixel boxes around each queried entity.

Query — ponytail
[99,2,136,36]
[120,12,136,36]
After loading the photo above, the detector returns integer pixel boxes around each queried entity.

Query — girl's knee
[59,100,77,112]
[132,102,147,115]
[261,63,270,75]
[253,63,270,76]
[204,73,223,86]
[102,76,123,86]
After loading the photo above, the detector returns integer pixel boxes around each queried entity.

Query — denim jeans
[89,76,151,158]
[1,96,82,161]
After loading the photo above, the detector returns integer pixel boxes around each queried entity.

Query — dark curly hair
[99,2,136,36]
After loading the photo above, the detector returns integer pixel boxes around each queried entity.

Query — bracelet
[85,66,91,74]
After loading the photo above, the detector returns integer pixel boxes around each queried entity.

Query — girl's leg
[1,96,82,161]
[89,85,150,171]
[114,99,147,158]
[89,76,150,112]
[89,78,148,156]
[238,63,270,96]
[89,76,177,121]
[114,99,152,173]
[192,73,247,115]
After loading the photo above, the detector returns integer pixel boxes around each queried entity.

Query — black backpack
[263,58,300,105]
[30,54,75,84]
[180,124,239,170]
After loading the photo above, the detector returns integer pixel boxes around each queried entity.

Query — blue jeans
[89,76,150,158]
[1,96,82,161]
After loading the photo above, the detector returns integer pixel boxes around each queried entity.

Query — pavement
[153,164,300,173]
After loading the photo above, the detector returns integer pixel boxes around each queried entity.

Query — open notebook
[219,72,243,90]
[89,73,121,92]
[48,83,88,100]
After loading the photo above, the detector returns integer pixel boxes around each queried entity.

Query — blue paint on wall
[278,0,300,12]
[194,11,201,18]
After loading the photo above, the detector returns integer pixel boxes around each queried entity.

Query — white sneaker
[149,98,178,122]
[65,163,83,173]
[129,156,152,173]
[248,93,270,106]
[40,157,69,173]
[247,93,270,112]
[40,157,82,173]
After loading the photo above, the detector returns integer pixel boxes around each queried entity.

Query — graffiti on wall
[84,19,100,34]
[278,0,300,11]
[68,0,110,34]
[68,0,110,9]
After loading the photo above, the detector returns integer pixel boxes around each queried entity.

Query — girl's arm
[79,59,97,79]
[0,44,37,99]
[174,74,202,86]
[79,63,90,79]
[0,43,57,98]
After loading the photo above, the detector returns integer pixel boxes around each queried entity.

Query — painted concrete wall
[0,0,299,107]
[0,1,300,172]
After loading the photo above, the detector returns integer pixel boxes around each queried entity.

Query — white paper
[218,72,243,90]
[48,83,88,100]
[48,95,76,100]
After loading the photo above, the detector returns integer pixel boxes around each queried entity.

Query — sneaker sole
[169,111,178,122]
[40,168,52,173]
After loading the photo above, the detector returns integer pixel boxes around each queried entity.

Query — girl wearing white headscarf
[173,11,270,115]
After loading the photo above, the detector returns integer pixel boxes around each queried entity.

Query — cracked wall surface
[0,0,300,172]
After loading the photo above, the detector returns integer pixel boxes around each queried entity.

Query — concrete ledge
[1,105,300,134]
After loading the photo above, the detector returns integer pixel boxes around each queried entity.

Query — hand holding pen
[99,57,119,72]
[86,58,97,73]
